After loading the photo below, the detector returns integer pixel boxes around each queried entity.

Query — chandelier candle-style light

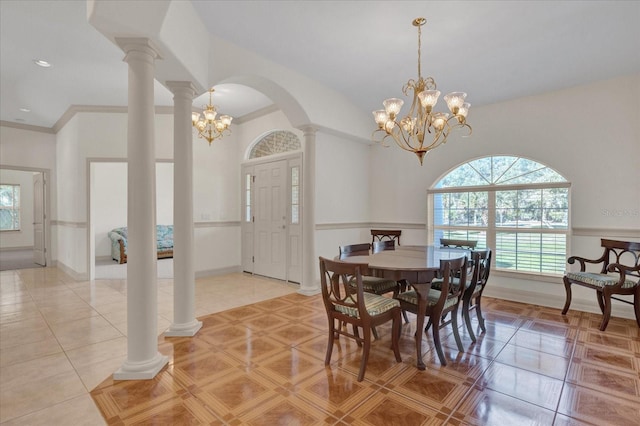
[372,17,472,165]
[191,88,233,145]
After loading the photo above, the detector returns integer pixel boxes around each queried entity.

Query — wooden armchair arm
[567,252,608,272]
[606,262,640,288]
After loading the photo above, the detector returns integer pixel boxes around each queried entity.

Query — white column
[165,81,202,337]
[113,38,168,380]
[298,125,320,295]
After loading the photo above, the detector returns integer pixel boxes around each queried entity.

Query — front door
[33,172,45,266]
[253,159,287,280]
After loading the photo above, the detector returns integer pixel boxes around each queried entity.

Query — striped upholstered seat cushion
[396,289,459,310]
[335,293,400,318]
[565,272,636,289]
[349,276,397,294]
[430,277,461,290]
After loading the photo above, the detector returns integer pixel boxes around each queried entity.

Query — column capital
[166,81,198,98]
[115,37,162,61]
[299,124,319,138]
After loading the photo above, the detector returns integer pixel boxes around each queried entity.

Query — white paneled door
[253,159,288,280]
[33,172,45,266]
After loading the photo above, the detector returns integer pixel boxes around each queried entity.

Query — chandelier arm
[388,130,419,153]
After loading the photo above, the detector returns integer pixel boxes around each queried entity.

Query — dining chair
[463,249,492,342]
[370,240,412,323]
[371,229,401,246]
[395,256,468,366]
[562,239,640,331]
[372,239,396,253]
[339,243,400,339]
[339,243,399,297]
[440,238,477,249]
[319,257,402,381]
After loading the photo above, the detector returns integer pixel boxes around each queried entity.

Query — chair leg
[451,307,464,352]
[596,290,605,314]
[634,287,640,328]
[430,315,447,366]
[391,313,402,362]
[372,326,380,340]
[424,318,433,332]
[325,319,336,366]
[402,310,410,324]
[561,277,572,315]
[599,290,612,331]
[476,296,486,333]
[463,298,477,343]
[353,324,362,346]
[358,328,372,381]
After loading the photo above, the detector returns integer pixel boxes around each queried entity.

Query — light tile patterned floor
[1,266,640,425]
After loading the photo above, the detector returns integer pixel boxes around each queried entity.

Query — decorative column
[298,125,320,295]
[165,81,202,337]
[113,38,168,380]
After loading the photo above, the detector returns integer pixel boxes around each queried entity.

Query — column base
[297,287,320,296]
[164,319,203,337]
[113,352,169,380]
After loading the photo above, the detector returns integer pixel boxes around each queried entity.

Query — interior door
[253,159,287,280]
[33,172,46,266]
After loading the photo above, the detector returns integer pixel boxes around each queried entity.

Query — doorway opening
[0,167,49,271]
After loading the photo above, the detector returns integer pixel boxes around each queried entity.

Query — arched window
[249,130,301,159]
[429,156,570,275]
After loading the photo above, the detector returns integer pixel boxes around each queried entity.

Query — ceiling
[1,0,639,131]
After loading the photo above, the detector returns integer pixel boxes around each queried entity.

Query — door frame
[241,151,303,283]
[0,165,51,267]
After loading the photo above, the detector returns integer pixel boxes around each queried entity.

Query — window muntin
[244,173,252,222]
[0,184,21,231]
[291,166,299,224]
[430,156,569,275]
[249,130,301,159]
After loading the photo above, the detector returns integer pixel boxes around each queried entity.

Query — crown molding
[53,105,176,133]
[0,120,55,134]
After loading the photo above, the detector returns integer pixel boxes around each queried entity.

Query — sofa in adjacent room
[108,225,174,264]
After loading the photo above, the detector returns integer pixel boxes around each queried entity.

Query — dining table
[340,245,469,370]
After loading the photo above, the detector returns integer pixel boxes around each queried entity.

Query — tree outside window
[0,184,21,231]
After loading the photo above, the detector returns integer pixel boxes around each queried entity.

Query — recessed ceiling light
[19,107,31,112]
[33,59,52,68]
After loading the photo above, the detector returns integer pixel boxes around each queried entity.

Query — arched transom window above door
[249,130,301,159]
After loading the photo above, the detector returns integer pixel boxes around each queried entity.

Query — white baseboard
[0,246,34,251]
[52,260,88,281]
[195,265,242,278]
[484,285,636,320]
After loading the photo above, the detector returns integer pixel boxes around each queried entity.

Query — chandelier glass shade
[372,17,472,165]
[191,88,233,144]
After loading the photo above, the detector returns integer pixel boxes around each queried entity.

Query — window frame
[428,159,571,278]
[0,183,21,232]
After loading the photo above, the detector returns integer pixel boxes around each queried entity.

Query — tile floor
[1,267,640,425]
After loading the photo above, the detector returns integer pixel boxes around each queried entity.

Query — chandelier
[191,88,233,144]
[372,18,472,165]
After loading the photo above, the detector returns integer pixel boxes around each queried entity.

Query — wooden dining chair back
[463,249,492,342]
[338,243,398,296]
[562,239,640,331]
[338,243,371,259]
[372,239,396,253]
[395,256,468,366]
[371,229,401,246]
[440,238,478,249]
[319,257,402,381]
